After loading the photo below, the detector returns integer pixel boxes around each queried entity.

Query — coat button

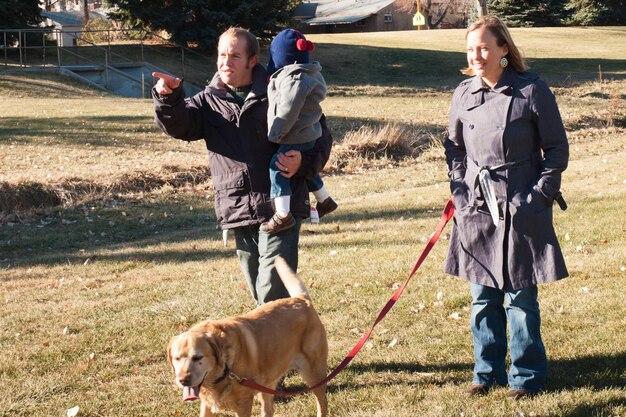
[469,124,475,129]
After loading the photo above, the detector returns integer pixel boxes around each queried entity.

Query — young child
[260,28,337,234]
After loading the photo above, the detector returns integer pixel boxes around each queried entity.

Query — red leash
[237,198,456,396]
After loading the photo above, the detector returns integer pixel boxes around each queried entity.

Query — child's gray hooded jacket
[267,62,327,145]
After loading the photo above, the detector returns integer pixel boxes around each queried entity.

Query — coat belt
[469,152,542,227]
[466,151,566,226]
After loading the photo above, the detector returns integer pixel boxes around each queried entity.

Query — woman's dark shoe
[507,389,537,399]
[465,384,490,396]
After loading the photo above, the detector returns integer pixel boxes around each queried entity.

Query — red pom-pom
[306,40,315,51]
[296,38,308,51]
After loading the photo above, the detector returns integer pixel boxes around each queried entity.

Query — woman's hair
[461,15,529,76]
[218,27,260,59]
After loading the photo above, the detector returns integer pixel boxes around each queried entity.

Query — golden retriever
[167,257,328,417]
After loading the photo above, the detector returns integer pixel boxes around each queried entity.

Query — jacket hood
[270,62,322,80]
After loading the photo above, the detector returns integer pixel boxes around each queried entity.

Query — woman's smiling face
[466,27,509,87]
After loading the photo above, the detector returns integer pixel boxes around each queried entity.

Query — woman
[444,16,569,398]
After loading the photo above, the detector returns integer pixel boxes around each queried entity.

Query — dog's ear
[217,330,237,367]
[204,333,224,367]
[166,335,177,371]
[205,329,234,368]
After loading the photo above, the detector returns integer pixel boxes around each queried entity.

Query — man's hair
[218,27,260,59]
[461,15,529,76]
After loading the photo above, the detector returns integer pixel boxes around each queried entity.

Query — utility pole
[476,0,488,17]
[83,0,90,23]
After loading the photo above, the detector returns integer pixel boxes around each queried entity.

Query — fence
[0,28,213,89]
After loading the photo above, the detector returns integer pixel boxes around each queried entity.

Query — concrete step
[62,62,202,98]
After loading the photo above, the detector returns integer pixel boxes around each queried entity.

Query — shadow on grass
[315,43,626,89]
[0,115,161,147]
[0,198,228,270]
[560,398,626,417]
[548,351,626,391]
[1,202,451,270]
[275,353,626,412]
[274,360,468,399]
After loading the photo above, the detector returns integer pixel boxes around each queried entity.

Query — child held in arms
[261,28,337,234]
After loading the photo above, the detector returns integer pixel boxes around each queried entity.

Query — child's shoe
[315,197,338,218]
[260,212,296,233]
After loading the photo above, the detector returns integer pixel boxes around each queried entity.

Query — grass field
[1,27,625,417]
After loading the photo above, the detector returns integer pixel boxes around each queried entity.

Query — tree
[566,0,626,25]
[0,0,43,45]
[104,0,300,50]
[488,0,567,26]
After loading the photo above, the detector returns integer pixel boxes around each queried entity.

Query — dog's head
[167,329,226,401]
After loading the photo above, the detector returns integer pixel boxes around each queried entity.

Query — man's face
[217,35,258,88]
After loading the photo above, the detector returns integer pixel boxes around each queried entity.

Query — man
[152,27,332,304]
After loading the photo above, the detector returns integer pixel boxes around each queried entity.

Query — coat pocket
[212,171,251,224]
[510,187,553,238]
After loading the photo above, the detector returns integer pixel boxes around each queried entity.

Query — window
[384,13,393,23]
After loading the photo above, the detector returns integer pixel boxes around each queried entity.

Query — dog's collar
[212,365,230,385]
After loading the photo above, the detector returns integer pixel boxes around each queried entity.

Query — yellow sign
[413,11,425,26]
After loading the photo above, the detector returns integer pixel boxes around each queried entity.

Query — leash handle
[240,198,456,396]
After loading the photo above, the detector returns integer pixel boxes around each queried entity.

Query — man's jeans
[233,218,301,305]
[470,283,547,392]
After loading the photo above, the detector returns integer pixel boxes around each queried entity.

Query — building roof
[297,0,397,25]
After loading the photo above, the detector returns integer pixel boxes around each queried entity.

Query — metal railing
[1,28,213,87]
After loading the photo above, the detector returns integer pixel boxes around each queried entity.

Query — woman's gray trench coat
[444,68,569,291]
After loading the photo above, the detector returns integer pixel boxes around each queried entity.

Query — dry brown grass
[327,123,439,173]
[0,165,212,224]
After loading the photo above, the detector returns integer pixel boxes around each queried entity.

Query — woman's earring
[500,56,508,68]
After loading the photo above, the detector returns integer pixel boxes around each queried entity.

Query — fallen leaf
[67,406,80,417]
[449,312,461,320]
[388,338,398,348]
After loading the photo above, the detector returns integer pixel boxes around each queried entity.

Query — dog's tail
[274,257,311,300]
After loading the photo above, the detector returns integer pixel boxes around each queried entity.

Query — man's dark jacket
[153,64,332,229]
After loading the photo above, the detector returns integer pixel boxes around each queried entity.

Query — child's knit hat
[267,28,315,75]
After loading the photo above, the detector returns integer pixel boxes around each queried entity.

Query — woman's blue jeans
[469,283,547,392]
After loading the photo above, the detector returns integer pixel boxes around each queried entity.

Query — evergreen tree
[104,0,300,50]
[488,0,567,26]
[566,0,626,25]
[0,0,43,44]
